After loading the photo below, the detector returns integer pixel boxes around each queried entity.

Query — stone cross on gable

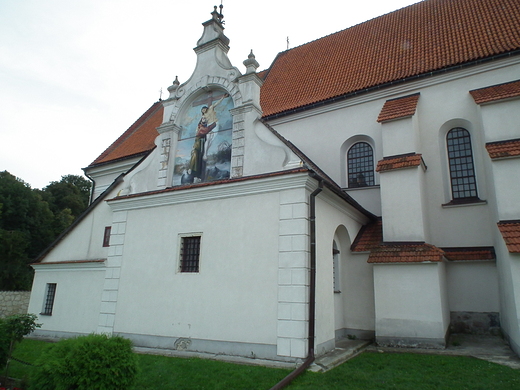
[192,91,228,109]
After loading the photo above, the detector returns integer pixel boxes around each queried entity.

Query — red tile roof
[368,243,445,263]
[89,102,164,167]
[497,220,520,253]
[351,219,383,252]
[377,94,420,123]
[261,0,520,117]
[470,79,520,104]
[352,220,495,262]
[376,153,423,172]
[89,0,520,168]
[485,139,520,160]
[442,247,496,261]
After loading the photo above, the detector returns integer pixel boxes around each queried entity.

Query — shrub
[0,314,41,371]
[30,334,138,390]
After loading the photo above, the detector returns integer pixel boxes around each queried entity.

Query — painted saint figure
[188,93,229,182]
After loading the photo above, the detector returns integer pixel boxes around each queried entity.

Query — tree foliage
[0,171,91,290]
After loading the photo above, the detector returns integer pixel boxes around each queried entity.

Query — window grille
[180,236,201,272]
[42,283,57,315]
[348,142,375,188]
[103,226,111,247]
[446,128,478,200]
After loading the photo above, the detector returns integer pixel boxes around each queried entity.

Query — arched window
[446,128,478,200]
[347,142,374,188]
[333,241,340,293]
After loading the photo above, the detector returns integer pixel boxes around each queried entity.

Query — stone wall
[450,311,501,335]
[0,291,31,318]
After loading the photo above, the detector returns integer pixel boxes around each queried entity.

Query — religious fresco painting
[173,90,233,186]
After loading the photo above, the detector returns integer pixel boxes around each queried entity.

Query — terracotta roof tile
[368,243,445,263]
[376,153,423,172]
[351,219,383,252]
[442,247,496,261]
[470,79,520,104]
[89,102,164,167]
[377,93,420,123]
[497,220,520,253]
[261,0,520,117]
[485,138,520,159]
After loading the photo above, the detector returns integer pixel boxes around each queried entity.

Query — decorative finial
[211,2,224,24]
[159,87,163,101]
[243,50,260,74]
[167,76,180,97]
[287,36,289,50]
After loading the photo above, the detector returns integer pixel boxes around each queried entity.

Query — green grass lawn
[7,339,520,389]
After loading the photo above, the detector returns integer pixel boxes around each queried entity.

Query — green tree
[0,172,55,290]
[40,174,91,221]
[0,172,92,290]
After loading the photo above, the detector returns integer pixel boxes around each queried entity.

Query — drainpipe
[269,176,323,390]
[82,169,96,205]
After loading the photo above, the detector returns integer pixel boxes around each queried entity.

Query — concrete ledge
[117,332,297,363]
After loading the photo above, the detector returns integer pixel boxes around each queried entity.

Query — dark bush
[30,334,138,390]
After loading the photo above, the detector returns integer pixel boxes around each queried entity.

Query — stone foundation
[450,311,500,335]
[0,291,31,318]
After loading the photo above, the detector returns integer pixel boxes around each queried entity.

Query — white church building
[29,0,520,362]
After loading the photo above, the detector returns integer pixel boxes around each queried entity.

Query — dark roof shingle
[376,153,423,172]
[497,221,520,253]
[470,79,520,104]
[377,93,420,123]
[485,139,520,160]
[89,102,164,167]
[261,0,520,117]
[367,243,445,263]
[442,247,496,261]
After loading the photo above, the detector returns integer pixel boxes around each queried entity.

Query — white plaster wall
[270,98,384,187]
[42,188,120,262]
[446,262,499,312]
[494,237,520,355]
[112,190,281,346]
[381,117,416,157]
[29,266,105,334]
[342,252,374,331]
[314,190,372,349]
[344,186,381,217]
[479,99,520,142]
[489,158,520,221]
[242,117,292,176]
[374,263,449,340]
[380,167,426,242]
[269,59,520,249]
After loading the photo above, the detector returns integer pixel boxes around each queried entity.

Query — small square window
[103,226,111,247]
[180,235,201,273]
[41,283,57,315]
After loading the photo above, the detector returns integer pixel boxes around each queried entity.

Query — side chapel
[29,0,520,362]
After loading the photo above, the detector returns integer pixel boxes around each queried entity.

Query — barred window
[180,236,201,273]
[447,128,478,200]
[41,283,57,315]
[347,142,374,188]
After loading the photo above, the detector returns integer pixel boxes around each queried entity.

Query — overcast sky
[0,0,419,189]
